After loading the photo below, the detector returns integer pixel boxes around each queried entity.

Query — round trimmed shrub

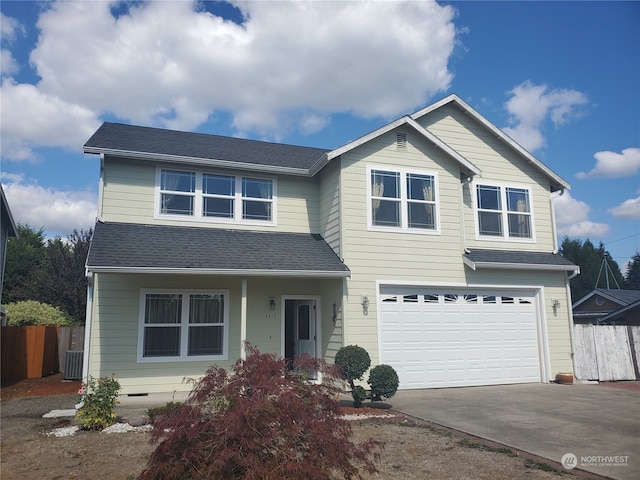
[335,345,371,386]
[367,364,399,401]
[3,300,74,326]
[351,385,367,408]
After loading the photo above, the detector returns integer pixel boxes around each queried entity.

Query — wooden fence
[1,325,85,380]
[1,326,59,379]
[573,324,640,381]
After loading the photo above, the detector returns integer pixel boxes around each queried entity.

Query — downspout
[460,176,473,254]
[81,271,94,385]
[241,278,247,360]
[97,154,105,219]
[550,189,563,254]
[565,269,579,379]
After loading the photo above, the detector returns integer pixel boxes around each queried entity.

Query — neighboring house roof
[573,288,640,309]
[84,122,330,176]
[86,221,350,277]
[411,94,570,192]
[1,183,18,238]
[598,299,640,323]
[463,249,579,272]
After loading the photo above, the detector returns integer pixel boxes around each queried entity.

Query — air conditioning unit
[64,350,84,380]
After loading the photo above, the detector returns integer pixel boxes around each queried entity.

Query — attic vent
[396,131,407,149]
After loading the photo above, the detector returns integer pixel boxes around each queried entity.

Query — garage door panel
[380,288,541,389]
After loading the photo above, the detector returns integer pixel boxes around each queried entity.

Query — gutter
[463,256,580,273]
[83,147,313,177]
[86,266,351,278]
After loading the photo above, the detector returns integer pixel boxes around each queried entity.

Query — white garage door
[379,287,541,389]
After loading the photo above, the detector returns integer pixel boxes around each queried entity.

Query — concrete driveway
[391,383,640,480]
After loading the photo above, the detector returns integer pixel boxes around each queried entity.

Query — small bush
[368,364,399,401]
[335,345,372,407]
[3,300,74,326]
[352,385,367,407]
[75,375,121,431]
[335,345,371,386]
[138,344,383,480]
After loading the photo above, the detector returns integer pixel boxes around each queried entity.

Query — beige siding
[338,128,468,363]
[318,159,342,255]
[101,157,319,233]
[336,122,572,376]
[88,273,343,394]
[416,104,557,252]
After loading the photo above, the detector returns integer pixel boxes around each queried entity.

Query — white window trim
[154,167,277,226]
[366,164,440,235]
[472,180,536,243]
[137,289,230,363]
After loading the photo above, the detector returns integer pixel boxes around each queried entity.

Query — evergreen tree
[559,237,625,303]
[34,229,93,324]
[2,224,46,304]
[625,251,640,290]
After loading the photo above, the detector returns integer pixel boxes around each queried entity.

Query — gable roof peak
[410,94,569,192]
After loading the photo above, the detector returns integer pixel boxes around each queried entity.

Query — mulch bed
[1,373,81,400]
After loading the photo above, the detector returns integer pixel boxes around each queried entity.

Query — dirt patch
[1,377,598,479]
[1,373,80,400]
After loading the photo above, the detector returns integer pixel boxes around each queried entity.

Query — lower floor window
[139,290,228,361]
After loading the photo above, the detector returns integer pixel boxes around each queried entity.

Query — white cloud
[553,192,609,237]
[1,12,25,43]
[1,0,457,159]
[503,81,587,152]
[0,79,101,161]
[576,148,640,179]
[609,196,640,221]
[1,48,19,76]
[1,175,97,235]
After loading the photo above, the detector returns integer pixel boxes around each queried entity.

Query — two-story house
[82,94,579,395]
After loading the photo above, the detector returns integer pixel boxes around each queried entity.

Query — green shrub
[335,345,371,386]
[352,385,367,408]
[75,375,121,431]
[3,300,74,326]
[368,364,399,401]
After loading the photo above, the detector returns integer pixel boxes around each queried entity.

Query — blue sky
[1,1,638,272]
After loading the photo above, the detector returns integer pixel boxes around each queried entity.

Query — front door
[294,301,316,358]
[284,299,317,364]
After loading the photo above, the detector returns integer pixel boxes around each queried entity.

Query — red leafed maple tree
[138,344,382,480]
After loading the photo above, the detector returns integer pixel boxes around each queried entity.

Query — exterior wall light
[269,297,276,310]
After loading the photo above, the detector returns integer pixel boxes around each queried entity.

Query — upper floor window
[158,168,275,224]
[475,182,533,240]
[368,166,439,233]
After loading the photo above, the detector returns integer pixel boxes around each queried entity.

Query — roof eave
[87,266,351,278]
[83,147,312,176]
[463,256,580,273]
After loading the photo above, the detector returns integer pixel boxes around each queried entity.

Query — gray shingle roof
[86,221,350,276]
[594,288,640,305]
[83,122,329,172]
[465,249,578,269]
